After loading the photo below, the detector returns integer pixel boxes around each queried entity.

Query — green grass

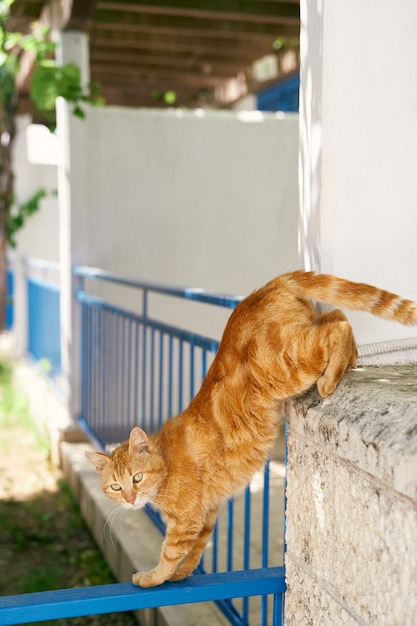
[0,359,49,454]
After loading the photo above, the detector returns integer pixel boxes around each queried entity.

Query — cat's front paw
[132,569,165,588]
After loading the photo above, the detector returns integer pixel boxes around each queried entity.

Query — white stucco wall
[10,116,59,354]
[56,101,299,414]
[299,0,417,350]
[11,116,59,261]
[71,107,299,296]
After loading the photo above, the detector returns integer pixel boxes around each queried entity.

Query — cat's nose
[125,494,136,505]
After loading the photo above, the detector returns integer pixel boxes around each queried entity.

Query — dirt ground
[0,365,139,626]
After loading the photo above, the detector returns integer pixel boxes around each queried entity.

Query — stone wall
[285,364,417,625]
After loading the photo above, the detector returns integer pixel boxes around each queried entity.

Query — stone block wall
[285,364,417,625]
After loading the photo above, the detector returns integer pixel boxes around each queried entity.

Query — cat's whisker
[102,503,125,551]
[102,504,118,549]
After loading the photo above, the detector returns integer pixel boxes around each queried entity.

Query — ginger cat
[86,270,417,587]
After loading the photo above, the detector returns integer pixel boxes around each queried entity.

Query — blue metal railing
[6,268,14,330]
[74,265,286,626]
[257,74,300,112]
[26,259,61,377]
[0,567,285,625]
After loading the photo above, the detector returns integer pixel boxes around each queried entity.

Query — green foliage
[164,90,177,105]
[0,0,15,18]
[0,43,18,106]
[151,88,177,105]
[0,0,104,329]
[30,60,104,119]
[39,357,52,374]
[7,188,48,248]
[19,30,56,60]
[0,0,104,116]
[273,36,300,50]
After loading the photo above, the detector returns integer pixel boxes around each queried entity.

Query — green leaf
[30,61,103,114]
[72,105,85,119]
[164,90,177,105]
[30,63,83,111]
[30,65,59,111]
[0,0,15,20]
[1,0,103,120]
[3,32,24,50]
[6,188,49,246]
[18,32,55,59]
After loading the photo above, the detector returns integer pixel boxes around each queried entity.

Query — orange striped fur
[86,271,417,587]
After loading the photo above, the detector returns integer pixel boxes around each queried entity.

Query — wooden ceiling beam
[68,0,97,24]
[93,64,297,95]
[98,84,221,108]
[94,13,296,34]
[100,83,204,99]
[11,0,300,112]
[100,95,205,108]
[8,0,44,23]
[92,20,298,42]
[90,36,273,60]
[96,1,299,26]
[91,65,225,88]
[90,49,259,75]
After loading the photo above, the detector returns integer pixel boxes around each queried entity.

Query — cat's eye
[133,472,143,484]
[110,483,122,491]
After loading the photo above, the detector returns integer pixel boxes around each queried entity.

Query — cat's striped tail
[284,270,417,326]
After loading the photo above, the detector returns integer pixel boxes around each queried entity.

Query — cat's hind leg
[314,310,357,397]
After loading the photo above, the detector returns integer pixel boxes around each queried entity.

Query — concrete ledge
[284,364,417,626]
[60,442,229,626]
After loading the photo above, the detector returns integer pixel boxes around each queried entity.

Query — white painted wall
[299,0,417,353]
[10,115,59,355]
[55,100,299,415]
[12,116,59,261]
[60,105,300,343]
[75,107,299,296]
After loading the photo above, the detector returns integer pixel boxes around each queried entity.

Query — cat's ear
[85,451,111,474]
[129,427,152,455]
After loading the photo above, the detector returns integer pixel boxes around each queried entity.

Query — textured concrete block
[333,463,417,625]
[285,364,417,626]
[286,364,417,500]
[286,435,334,583]
[285,557,362,626]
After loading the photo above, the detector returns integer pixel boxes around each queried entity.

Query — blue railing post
[6,267,14,330]
[25,259,62,383]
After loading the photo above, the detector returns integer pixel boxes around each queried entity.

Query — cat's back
[216,273,315,357]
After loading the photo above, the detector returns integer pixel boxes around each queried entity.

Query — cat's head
[85,427,165,510]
